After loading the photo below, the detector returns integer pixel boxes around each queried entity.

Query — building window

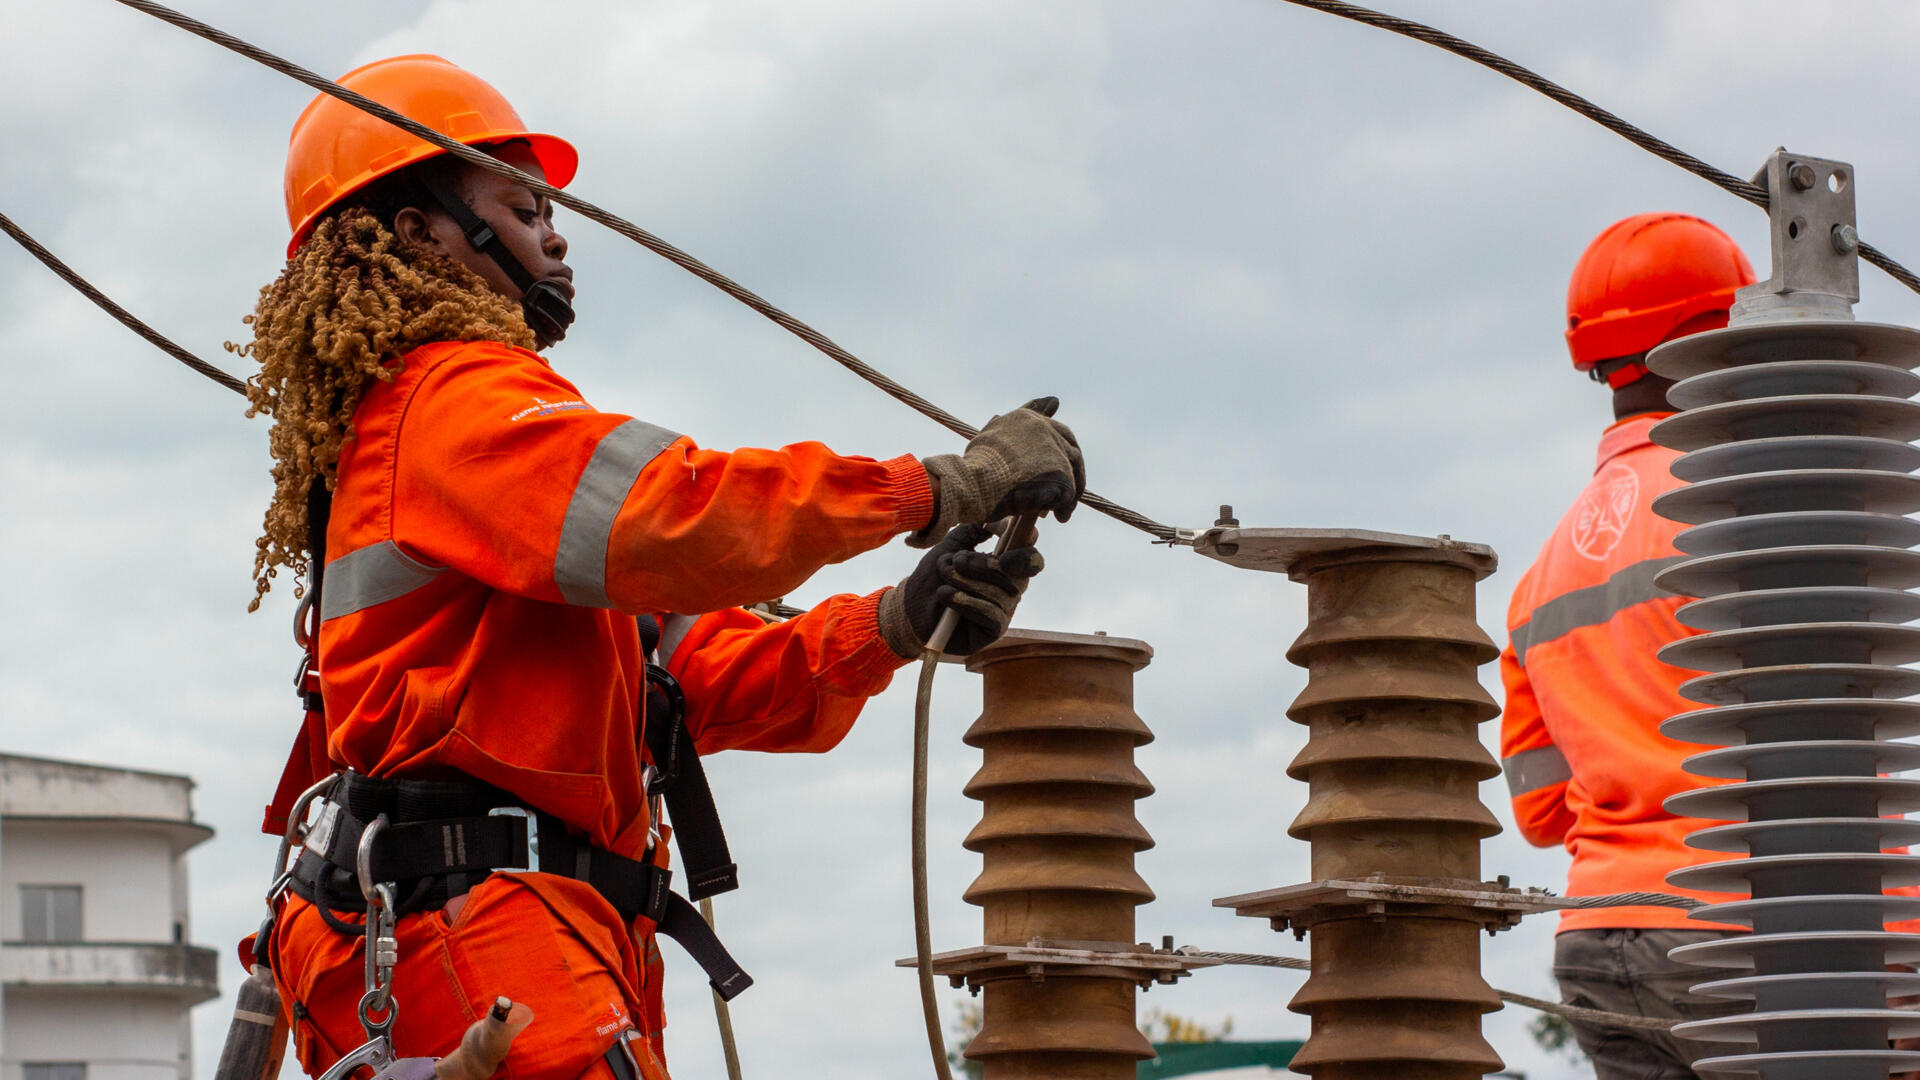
[20,885,83,942]
[24,1064,86,1080]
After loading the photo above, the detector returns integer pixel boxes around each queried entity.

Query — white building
[0,754,217,1080]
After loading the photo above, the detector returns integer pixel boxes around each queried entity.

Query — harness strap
[642,695,739,899]
[291,789,753,1001]
[637,615,740,900]
[311,807,536,887]
[261,485,336,836]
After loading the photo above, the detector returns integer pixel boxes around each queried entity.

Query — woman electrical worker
[236,54,1083,1080]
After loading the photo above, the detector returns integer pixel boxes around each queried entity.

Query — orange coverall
[1499,413,1744,932]
[259,340,933,1079]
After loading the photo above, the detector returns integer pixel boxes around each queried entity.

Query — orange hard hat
[283,55,578,257]
[1564,213,1756,373]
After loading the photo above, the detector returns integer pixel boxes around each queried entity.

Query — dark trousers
[1552,928,1744,1080]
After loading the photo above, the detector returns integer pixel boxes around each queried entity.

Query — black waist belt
[288,772,752,1001]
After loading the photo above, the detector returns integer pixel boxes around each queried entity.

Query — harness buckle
[488,806,542,874]
[303,800,341,861]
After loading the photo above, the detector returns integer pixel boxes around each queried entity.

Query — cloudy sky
[7,1,1920,1078]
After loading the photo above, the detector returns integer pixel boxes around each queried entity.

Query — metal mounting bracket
[897,938,1223,994]
[1733,148,1860,324]
[1213,877,1547,939]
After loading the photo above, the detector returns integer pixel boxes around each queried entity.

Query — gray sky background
[6,2,1920,1078]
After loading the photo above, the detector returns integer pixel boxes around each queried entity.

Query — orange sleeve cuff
[882,455,935,536]
[839,587,917,682]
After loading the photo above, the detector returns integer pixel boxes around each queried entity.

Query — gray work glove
[878,524,1044,658]
[910,397,1084,548]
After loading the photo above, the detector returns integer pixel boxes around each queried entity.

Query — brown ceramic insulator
[960,629,1157,1079]
[1284,545,1506,1079]
[1287,918,1504,1080]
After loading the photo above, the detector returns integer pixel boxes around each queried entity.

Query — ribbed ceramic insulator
[1283,547,1506,1080]
[960,629,1157,1080]
[1650,316,1920,1079]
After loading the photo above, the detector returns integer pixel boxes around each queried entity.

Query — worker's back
[1508,210,1760,1079]
[1499,412,1742,932]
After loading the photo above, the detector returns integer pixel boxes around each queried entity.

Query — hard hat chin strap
[1589,354,1650,390]
[417,170,575,349]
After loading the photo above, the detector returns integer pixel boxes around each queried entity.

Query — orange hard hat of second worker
[1565,213,1756,387]
[282,54,578,257]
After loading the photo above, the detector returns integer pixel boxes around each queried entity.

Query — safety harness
[261,483,754,1003]
[287,771,750,1000]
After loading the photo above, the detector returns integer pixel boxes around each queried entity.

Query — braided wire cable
[1556,891,1704,911]
[1186,951,1676,1032]
[0,209,247,397]
[1274,0,1920,298]
[110,0,1177,543]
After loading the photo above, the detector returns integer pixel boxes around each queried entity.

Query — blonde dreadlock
[232,191,535,611]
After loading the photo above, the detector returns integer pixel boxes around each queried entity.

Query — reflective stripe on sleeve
[321,540,447,620]
[555,419,684,608]
[1508,555,1686,667]
[657,613,699,665]
[1503,745,1573,797]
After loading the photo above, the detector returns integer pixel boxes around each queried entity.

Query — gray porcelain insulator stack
[1648,312,1920,1078]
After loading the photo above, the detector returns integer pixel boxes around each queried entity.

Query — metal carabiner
[356,816,401,1039]
[357,813,388,906]
[267,772,342,906]
[359,880,399,1038]
[315,1033,396,1080]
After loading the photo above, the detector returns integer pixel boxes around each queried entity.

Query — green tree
[1140,1007,1234,1044]
[944,997,1236,1074]
[1529,1011,1587,1064]
[948,996,984,1080]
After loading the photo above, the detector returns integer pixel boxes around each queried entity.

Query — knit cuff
[876,584,927,659]
[907,454,963,548]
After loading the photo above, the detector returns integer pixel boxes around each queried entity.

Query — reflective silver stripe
[1504,745,1574,797]
[657,613,699,664]
[555,419,683,608]
[1508,555,1685,667]
[321,540,446,620]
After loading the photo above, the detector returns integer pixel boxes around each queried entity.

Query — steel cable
[1187,951,1676,1032]
[0,210,248,397]
[1273,0,1920,298]
[109,0,1177,543]
[1557,891,1704,911]
[910,654,955,1080]
[698,897,746,1080]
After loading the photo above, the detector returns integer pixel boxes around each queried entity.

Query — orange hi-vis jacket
[1499,413,1745,933]
[264,339,933,1079]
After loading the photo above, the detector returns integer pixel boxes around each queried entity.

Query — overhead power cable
[0,210,248,396]
[1273,0,1920,298]
[109,0,1178,543]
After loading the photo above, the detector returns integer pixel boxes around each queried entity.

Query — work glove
[910,397,1084,547]
[878,523,1044,658]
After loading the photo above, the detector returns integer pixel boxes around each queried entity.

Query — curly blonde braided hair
[231,176,535,611]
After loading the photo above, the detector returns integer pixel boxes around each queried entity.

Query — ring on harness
[290,771,753,1000]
